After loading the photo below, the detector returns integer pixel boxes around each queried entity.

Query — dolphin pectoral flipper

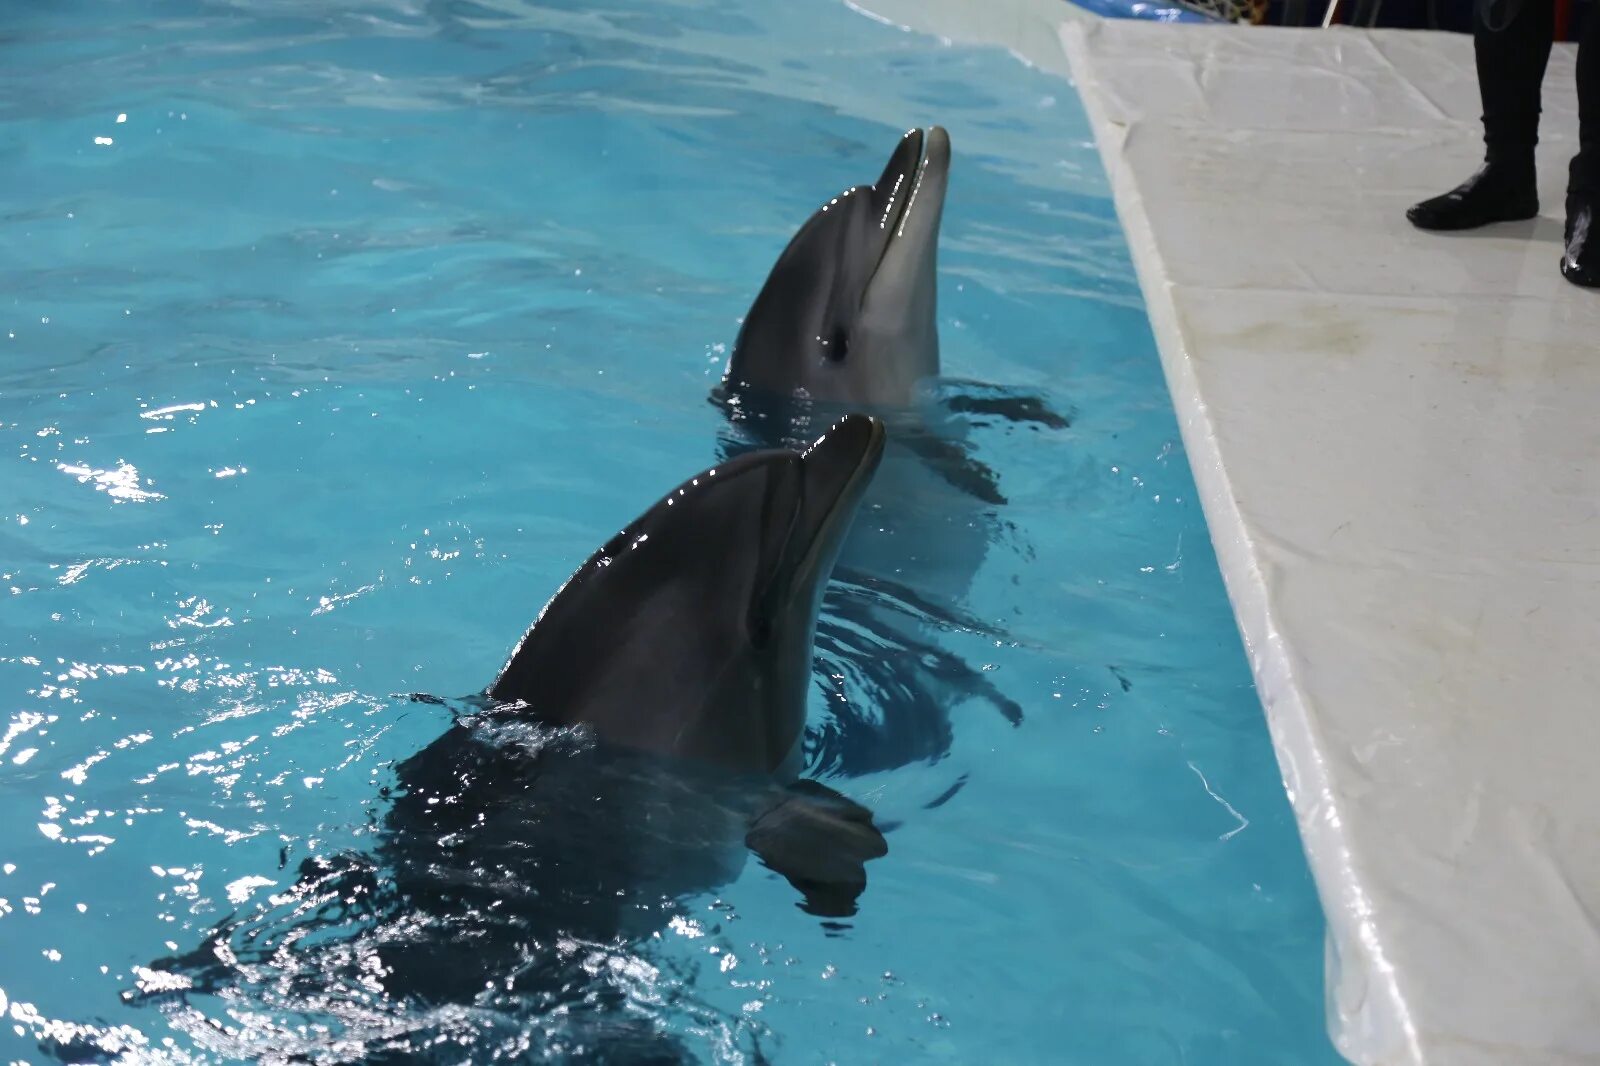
[936,379,1073,430]
[745,780,888,918]
[897,381,1071,505]
[897,430,1008,506]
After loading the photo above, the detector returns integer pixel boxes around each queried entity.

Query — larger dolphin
[716,127,1064,777]
[125,418,890,1062]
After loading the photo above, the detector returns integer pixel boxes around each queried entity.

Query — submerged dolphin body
[123,418,890,1061]
[716,127,1066,777]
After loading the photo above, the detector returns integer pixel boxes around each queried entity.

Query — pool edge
[1057,22,1394,1064]
[845,4,1402,1063]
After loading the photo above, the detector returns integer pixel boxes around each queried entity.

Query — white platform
[857,6,1600,1064]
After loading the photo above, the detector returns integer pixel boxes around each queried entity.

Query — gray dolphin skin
[487,412,887,781]
[132,417,891,1050]
[367,414,893,1002]
[728,126,950,408]
[717,127,1033,779]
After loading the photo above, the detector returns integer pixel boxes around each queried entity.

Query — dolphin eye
[825,328,848,363]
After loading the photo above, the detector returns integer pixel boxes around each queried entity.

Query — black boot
[1562,192,1598,287]
[1407,161,1539,231]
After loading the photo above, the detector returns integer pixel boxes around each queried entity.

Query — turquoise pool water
[0,1,1338,1062]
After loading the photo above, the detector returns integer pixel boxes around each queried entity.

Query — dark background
[1267,0,1593,34]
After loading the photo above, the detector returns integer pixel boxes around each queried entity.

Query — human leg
[1408,0,1552,230]
[1562,4,1599,284]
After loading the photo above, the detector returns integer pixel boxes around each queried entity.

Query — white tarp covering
[1056,19,1600,1066]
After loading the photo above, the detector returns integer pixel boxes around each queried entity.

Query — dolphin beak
[866,127,950,268]
[793,414,886,575]
[869,128,926,234]
[904,126,950,238]
[871,126,947,279]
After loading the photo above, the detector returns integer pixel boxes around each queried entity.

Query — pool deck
[858,5,1600,1065]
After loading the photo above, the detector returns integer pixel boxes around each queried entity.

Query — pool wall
[852,3,1600,1065]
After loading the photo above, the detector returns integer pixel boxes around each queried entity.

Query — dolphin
[715,127,1066,778]
[730,126,950,409]
[122,417,891,1061]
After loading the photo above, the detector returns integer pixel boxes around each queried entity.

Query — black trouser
[1476,0,1600,195]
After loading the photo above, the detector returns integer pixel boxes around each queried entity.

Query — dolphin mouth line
[892,131,935,239]
[865,126,946,290]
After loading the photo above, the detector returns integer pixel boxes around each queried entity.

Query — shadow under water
[712,380,1070,780]
[88,715,779,1066]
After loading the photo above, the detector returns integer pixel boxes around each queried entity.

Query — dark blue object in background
[1069,0,1218,22]
[1262,0,1591,33]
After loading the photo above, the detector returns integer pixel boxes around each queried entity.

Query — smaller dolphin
[731,126,950,409]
